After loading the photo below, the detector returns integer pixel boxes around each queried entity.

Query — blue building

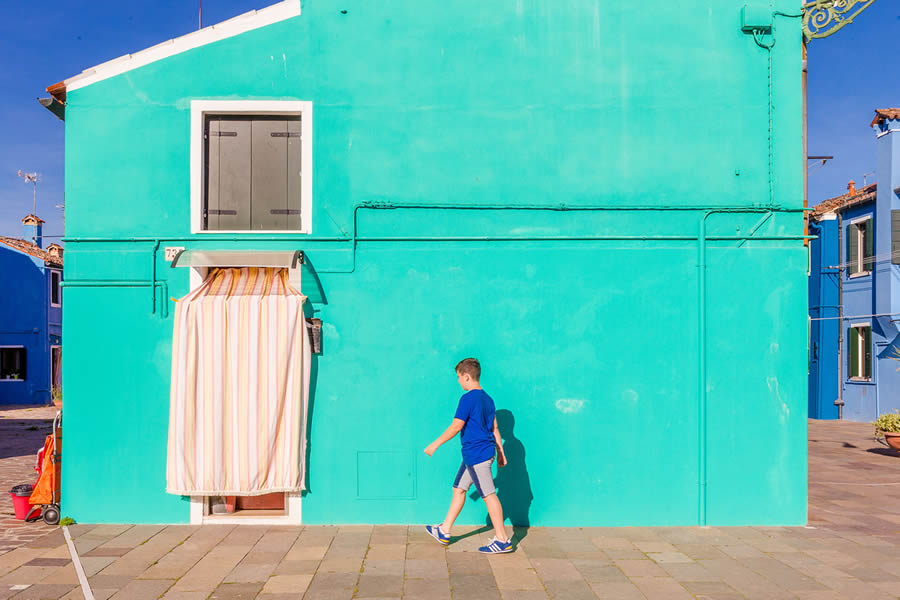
[0,214,63,405]
[809,108,900,421]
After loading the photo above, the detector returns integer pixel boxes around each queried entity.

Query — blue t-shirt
[454,389,496,465]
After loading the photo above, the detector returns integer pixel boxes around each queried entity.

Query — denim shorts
[453,458,496,498]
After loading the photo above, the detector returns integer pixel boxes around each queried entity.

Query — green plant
[59,517,75,527]
[874,410,900,442]
[51,387,62,405]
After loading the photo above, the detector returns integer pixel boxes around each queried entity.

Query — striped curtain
[166,267,310,496]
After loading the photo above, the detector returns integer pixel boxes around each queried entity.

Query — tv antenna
[17,170,40,214]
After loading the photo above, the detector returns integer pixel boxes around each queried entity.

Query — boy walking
[424,358,513,553]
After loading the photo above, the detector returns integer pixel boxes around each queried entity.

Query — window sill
[0,379,25,382]
[847,377,873,384]
[848,271,872,279]
[193,230,312,235]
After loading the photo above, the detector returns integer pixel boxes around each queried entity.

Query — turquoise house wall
[60,0,807,525]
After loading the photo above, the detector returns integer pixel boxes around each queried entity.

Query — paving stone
[364,545,405,560]
[541,579,596,600]
[38,564,78,586]
[659,560,721,582]
[402,578,451,600]
[630,576,694,599]
[498,592,550,600]
[403,544,445,560]
[282,545,327,561]
[108,578,174,599]
[272,560,320,576]
[529,558,583,581]
[488,561,543,591]
[448,574,501,600]
[0,566,61,585]
[21,560,67,568]
[302,572,356,600]
[682,580,744,597]
[571,562,628,584]
[317,558,361,574]
[76,557,114,578]
[355,574,402,597]
[9,584,77,599]
[209,582,265,599]
[260,574,312,595]
[613,559,667,577]
[403,559,448,580]
[589,580,645,599]
[223,561,276,583]
[361,560,403,576]
[447,552,492,576]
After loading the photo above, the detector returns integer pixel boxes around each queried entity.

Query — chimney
[847,180,856,196]
[47,243,63,261]
[21,214,44,248]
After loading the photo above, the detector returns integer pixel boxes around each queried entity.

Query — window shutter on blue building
[848,326,859,377]
[864,327,872,379]
[864,222,873,269]
[848,223,858,274]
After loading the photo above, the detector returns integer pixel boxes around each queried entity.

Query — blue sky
[0,1,897,241]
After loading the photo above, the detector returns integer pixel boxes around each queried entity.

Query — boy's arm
[493,417,507,467]
[424,419,465,456]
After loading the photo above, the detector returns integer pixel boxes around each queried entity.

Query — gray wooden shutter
[848,326,859,378]
[205,119,220,229]
[847,223,859,275]
[206,117,251,230]
[251,119,288,230]
[286,117,302,230]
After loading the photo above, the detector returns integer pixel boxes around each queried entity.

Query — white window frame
[49,269,62,307]
[848,216,872,278]
[849,322,871,381]
[0,346,26,382]
[190,100,313,235]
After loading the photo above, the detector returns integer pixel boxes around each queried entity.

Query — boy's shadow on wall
[469,409,533,544]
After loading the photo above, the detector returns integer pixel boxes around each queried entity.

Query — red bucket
[10,485,35,520]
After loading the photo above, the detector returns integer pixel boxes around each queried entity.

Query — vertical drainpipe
[837,213,844,418]
[697,211,715,527]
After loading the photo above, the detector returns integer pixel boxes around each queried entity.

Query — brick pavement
[0,406,58,554]
[3,419,900,599]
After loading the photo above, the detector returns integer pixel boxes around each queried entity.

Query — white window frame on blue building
[848,322,872,381]
[847,216,873,278]
[0,346,27,382]
[49,269,61,307]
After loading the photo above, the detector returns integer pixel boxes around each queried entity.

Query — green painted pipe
[61,280,169,318]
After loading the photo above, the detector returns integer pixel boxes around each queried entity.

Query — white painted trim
[64,1,301,93]
[0,345,27,382]
[190,100,313,235]
[49,270,62,308]
[189,493,301,525]
[848,215,872,225]
[849,322,870,329]
[876,129,900,139]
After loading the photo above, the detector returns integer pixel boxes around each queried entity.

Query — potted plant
[51,387,62,408]
[874,410,900,451]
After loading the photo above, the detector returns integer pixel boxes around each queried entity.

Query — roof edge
[50,0,301,97]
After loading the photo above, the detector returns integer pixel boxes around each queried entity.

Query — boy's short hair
[456,358,481,380]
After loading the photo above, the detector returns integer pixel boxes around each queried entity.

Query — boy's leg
[440,487,467,534]
[484,494,509,542]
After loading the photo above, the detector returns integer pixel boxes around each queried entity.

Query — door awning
[170,249,303,269]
